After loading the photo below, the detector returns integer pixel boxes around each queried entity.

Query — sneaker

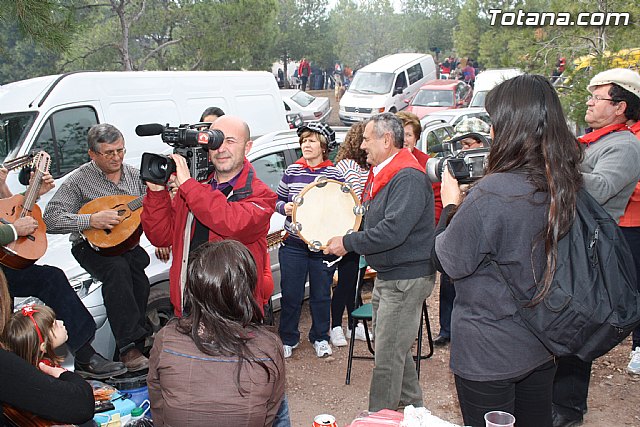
[313,340,332,358]
[347,322,371,341]
[283,342,299,359]
[330,326,348,347]
[627,346,640,375]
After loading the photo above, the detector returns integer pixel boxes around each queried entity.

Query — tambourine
[291,177,365,251]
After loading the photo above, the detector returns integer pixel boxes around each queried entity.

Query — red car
[405,80,473,119]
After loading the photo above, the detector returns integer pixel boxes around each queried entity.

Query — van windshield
[412,89,454,107]
[0,112,37,164]
[470,91,487,107]
[348,72,394,95]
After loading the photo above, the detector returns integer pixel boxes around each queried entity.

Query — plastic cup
[484,410,515,427]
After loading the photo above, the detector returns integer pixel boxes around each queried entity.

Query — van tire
[389,107,397,113]
[146,285,173,335]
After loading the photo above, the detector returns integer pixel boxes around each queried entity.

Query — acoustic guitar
[78,195,144,256]
[0,151,50,270]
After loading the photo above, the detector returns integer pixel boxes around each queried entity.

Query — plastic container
[106,372,150,414]
[123,406,153,426]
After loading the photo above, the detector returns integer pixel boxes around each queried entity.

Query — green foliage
[0,0,76,53]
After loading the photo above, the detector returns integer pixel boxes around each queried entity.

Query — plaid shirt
[43,161,146,244]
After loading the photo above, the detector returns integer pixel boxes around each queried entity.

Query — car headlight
[339,105,345,112]
[69,272,101,299]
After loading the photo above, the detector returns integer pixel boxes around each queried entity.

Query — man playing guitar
[0,162,126,379]
[44,123,151,372]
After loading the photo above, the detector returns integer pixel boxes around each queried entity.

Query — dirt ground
[282,279,640,426]
[284,91,640,426]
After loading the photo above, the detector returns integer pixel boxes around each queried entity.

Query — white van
[469,68,523,107]
[0,70,288,359]
[339,53,436,125]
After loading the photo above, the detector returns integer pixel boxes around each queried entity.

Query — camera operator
[431,117,491,347]
[141,115,277,318]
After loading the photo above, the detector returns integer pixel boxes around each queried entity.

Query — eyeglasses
[586,94,620,103]
[95,148,126,159]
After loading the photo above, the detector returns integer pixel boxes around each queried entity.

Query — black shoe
[75,353,128,379]
[433,335,450,346]
[552,410,583,427]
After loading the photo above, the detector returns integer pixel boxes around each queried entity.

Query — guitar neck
[21,170,44,214]
[127,196,145,212]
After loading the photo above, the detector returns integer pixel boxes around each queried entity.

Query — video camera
[426,132,491,185]
[136,123,224,185]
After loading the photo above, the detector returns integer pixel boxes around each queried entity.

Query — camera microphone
[135,123,164,137]
[430,143,446,153]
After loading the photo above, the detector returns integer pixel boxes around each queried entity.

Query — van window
[394,72,407,93]
[32,107,98,178]
[407,64,424,85]
[0,112,37,164]
[251,151,287,192]
[349,72,394,95]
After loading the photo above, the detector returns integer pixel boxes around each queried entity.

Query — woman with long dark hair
[148,240,285,426]
[434,74,583,426]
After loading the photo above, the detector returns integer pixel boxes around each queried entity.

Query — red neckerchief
[630,121,640,137]
[363,148,425,203]
[294,157,334,171]
[578,123,629,145]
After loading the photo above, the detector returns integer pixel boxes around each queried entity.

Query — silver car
[280,89,332,123]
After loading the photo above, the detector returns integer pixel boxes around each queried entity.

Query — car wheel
[389,107,397,113]
[146,284,173,335]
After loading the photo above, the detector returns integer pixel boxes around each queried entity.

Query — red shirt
[619,122,640,227]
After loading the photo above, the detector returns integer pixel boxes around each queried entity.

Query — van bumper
[339,112,370,126]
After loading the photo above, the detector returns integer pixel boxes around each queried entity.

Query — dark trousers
[301,75,309,91]
[438,272,455,338]
[4,264,96,353]
[278,237,334,345]
[456,360,556,427]
[331,251,359,329]
[72,241,150,354]
[552,356,591,419]
[621,226,640,348]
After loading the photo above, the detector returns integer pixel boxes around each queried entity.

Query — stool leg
[424,301,434,358]
[345,316,356,385]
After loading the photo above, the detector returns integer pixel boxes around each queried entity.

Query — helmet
[297,121,338,151]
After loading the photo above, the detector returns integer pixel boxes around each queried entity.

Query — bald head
[209,115,253,182]
[210,115,251,143]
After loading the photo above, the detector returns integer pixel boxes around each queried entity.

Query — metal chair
[345,267,434,385]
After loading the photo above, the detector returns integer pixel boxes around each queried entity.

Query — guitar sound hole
[104,229,111,235]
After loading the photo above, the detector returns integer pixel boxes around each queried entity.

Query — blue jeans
[272,394,291,427]
[278,237,334,346]
[438,272,455,339]
[331,251,360,329]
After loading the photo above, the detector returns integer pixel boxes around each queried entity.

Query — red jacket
[619,122,640,227]
[141,159,277,316]
[412,148,443,223]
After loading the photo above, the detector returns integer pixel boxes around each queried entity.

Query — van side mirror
[393,87,404,96]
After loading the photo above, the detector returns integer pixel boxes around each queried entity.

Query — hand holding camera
[440,164,462,207]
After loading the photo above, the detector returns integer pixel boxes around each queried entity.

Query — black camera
[426,132,490,185]
[136,123,224,185]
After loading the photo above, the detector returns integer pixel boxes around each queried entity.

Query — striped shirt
[43,161,146,244]
[276,163,344,236]
[335,159,369,201]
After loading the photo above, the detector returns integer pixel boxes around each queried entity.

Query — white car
[280,89,332,123]
[421,107,491,129]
